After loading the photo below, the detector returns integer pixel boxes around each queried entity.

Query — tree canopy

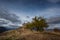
[23,16,49,31]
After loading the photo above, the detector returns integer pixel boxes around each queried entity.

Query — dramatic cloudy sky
[0,0,60,29]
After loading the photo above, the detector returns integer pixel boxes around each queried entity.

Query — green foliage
[23,16,49,32]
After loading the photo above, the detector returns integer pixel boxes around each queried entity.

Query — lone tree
[24,16,49,31]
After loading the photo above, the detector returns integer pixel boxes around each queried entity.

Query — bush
[23,16,49,32]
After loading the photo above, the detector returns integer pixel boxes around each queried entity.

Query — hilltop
[0,27,60,40]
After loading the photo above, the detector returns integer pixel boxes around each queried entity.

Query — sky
[0,0,60,29]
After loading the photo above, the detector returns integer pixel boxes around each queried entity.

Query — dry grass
[0,28,60,40]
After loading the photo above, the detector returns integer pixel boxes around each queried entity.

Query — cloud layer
[0,8,21,23]
[47,16,60,24]
[0,0,60,29]
[0,8,21,28]
[47,0,60,3]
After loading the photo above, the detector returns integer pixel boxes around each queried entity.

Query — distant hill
[0,27,60,40]
[0,27,8,33]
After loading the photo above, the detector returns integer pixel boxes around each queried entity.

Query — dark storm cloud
[1,0,60,10]
[0,0,60,24]
[1,0,60,6]
[0,8,21,23]
[47,0,60,3]
[47,16,60,24]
